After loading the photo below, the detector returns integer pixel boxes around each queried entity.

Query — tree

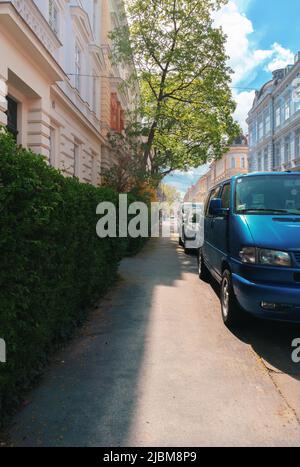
[157,183,182,204]
[101,130,144,192]
[110,0,240,179]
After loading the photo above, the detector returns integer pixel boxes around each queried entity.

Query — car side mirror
[209,198,226,216]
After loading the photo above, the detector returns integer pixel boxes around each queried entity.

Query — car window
[221,183,231,209]
[205,186,220,217]
[235,175,300,214]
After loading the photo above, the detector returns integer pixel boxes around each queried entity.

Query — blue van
[198,172,300,327]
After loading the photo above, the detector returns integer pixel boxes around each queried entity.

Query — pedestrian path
[9,238,300,446]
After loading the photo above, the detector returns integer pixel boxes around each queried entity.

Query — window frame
[75,44,82,92]
[49,126,56,167]
[274,141,281,167]
[6,96,18,141]
[263,147,269,171]
[295,129,300,159]
[92,73,97,113]
[204,186,221,218]
[257,151,262,172]
[264,111,271,135]
[275,106,281,127]
[284,135,291,163]
[220,183,231,209]
[284,99,291,121]
[73,142,81,178]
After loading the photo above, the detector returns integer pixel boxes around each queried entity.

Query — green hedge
[0,132,146,425]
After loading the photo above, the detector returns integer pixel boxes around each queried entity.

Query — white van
[178,203,204,253]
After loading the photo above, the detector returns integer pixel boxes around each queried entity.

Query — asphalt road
[9,237,300,446]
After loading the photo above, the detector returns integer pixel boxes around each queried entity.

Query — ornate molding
[11,0,61,56]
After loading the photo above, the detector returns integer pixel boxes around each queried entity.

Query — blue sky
[165,0,300,197]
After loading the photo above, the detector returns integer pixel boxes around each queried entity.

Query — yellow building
[184,136,249,202]
[0,0,138,185]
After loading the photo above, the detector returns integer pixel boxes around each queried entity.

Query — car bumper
[232,273,300,322]
[185,239,199,249]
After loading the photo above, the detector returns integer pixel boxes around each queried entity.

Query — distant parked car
[199,173,300,327]
[178,202,204,253]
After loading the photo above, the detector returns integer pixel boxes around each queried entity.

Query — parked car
[178,202,204,253]
[198,172,300,327]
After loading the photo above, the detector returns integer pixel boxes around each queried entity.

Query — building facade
[0,0,137,185]
[247,52,300,173]
[184,137,249,203]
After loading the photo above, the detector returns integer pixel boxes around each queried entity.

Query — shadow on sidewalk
[209,276,300,383]
[9,237,195,447]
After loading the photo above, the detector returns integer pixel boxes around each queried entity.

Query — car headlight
[239,247,291,267]
[258,249,291,267]
[239,247,256,264]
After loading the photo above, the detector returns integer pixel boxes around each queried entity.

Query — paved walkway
[9,238,300,446]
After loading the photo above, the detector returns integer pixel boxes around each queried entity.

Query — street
[9,237,300,447]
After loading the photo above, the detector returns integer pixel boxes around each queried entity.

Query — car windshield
[235,175,300,215]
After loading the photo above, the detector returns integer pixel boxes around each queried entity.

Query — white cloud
[234,0,252,12]
[165,166,209,194]
[265,42,294,72]
[169,1,295,193]
[213,1,272,85]
[214,1,295,132]
[233,90,255,133]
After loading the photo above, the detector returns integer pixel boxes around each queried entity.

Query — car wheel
[197,249,210,281]
[182,230,190,254]
[221,270,240,327]
[184,245,190,255]
[179,234,184,247]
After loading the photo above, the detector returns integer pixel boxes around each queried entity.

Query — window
[284,135,291,162]
[73,143,80,178]
[235,175,300,214]
[49,127,56,166]
[205,186,220,217]
[75,44,81,92]
[257,152,262,172]
[258,118,263,140]
[275,107,281,127]
[263,147,269,171]
[295,130,300,159]
[295,99,300,113]
[49,0,59,35]
[221,184,231,209]
[92,152,99,185]
[92,75,97,113]
[264,111,271,135]
[253,124,257,144]
[274,141,281,167]
[6,96,18,141]
[230,157,236,169]
[284,99,291,121]
[240,157,245,169]
[250,123,257,147]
